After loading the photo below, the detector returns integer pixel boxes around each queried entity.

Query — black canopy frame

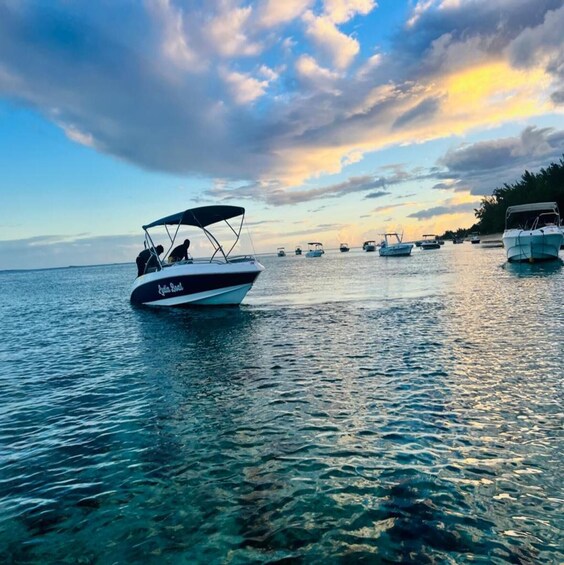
[141,206,247,267]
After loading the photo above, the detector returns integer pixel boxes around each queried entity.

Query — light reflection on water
[0,244,562,563]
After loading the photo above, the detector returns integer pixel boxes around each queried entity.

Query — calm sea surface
[1,245,563,563]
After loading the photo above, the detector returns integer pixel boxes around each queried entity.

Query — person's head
[156,245,164,254]
[183,239,190,248]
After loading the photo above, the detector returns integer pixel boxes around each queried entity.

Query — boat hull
[364,246,376,252]
[306,250,323,257]
[379,244,413,257]
[502,227,563,262]
[130,261,264,306]
[421,242,440,250]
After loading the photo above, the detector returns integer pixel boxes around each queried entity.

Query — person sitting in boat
[169,239,191,263]
[136,245,164,277]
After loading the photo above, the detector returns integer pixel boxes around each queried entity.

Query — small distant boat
[363,240,376,252]
[295,246,302,255]
[277,247,286,257]
[414,240,423,247]
[436,238,445,245]
[502,202,563,262]
[306,242,324,257]
[470,233,481,244]
[130,205,264,306]
[339,243,350,252]
[420,234,441,250]
[379,233,413,257]
[452,237,464,244]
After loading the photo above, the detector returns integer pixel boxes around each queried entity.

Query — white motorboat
[130,205,264,306]
[277,247,286,257]
[502,202,563,263]
[379,233,413,257]
[340,243,350,252]
[306,242,324,257]
[420,234,441,250]
[363,240,376,252]
[470,233,481,244]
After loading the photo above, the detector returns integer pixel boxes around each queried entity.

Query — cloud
[507,4,564,104]
[207,5,262,57]
[302,11,360,69]
[323,0,376,25]
[393,95,443,129]
[364,190,390,199]
[438,126,564,194]
[0,234,143,270]
[257,0,314,27]
[295,55,340,92]
[220,67,271,104]
[208,166,429,205]
[408,201,478,220]
[0,0,561,201]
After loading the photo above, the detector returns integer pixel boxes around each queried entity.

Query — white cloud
[257,0,313,27]
[295,54,340,91]
[221,68,270,104]
[303,11,360,69]
[322,0,376,24]
[207,5,262,57]
[62,124,95,147]
[150,0,202,70]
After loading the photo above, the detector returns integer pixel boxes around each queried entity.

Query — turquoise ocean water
[1,244,563,563]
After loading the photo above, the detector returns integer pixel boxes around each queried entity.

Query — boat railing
[161,255,256,267]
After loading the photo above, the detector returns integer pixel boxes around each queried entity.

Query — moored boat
[420,234,441,250]
[363,240,376,252]
[378,233,413,257]
[340,243,350,252]
[306,242,324,257]
[277,247,286,257]
[470,233,481,244]
[130,205,264,306]
[295,246,302,255]
[502,202,563,262]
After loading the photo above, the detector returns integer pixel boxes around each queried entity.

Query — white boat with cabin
[277,247,286,257]
[379,233,413,257]
[502,202,563,263]
[306,242,324,257]
[420,234,441,250]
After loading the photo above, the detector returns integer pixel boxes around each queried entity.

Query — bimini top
[506,202,559,216]
[143,205,245,230]
[308,242,323,245]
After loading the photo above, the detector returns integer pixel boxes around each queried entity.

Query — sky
[1,0,563,269]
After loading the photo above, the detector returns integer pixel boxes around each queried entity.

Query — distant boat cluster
[279,203,563,263]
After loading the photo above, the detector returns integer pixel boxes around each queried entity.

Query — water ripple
[0,250,563,563]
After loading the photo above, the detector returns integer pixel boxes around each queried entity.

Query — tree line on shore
[440,156,564,238]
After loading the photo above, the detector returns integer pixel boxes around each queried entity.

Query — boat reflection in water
[130,205,264,307]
